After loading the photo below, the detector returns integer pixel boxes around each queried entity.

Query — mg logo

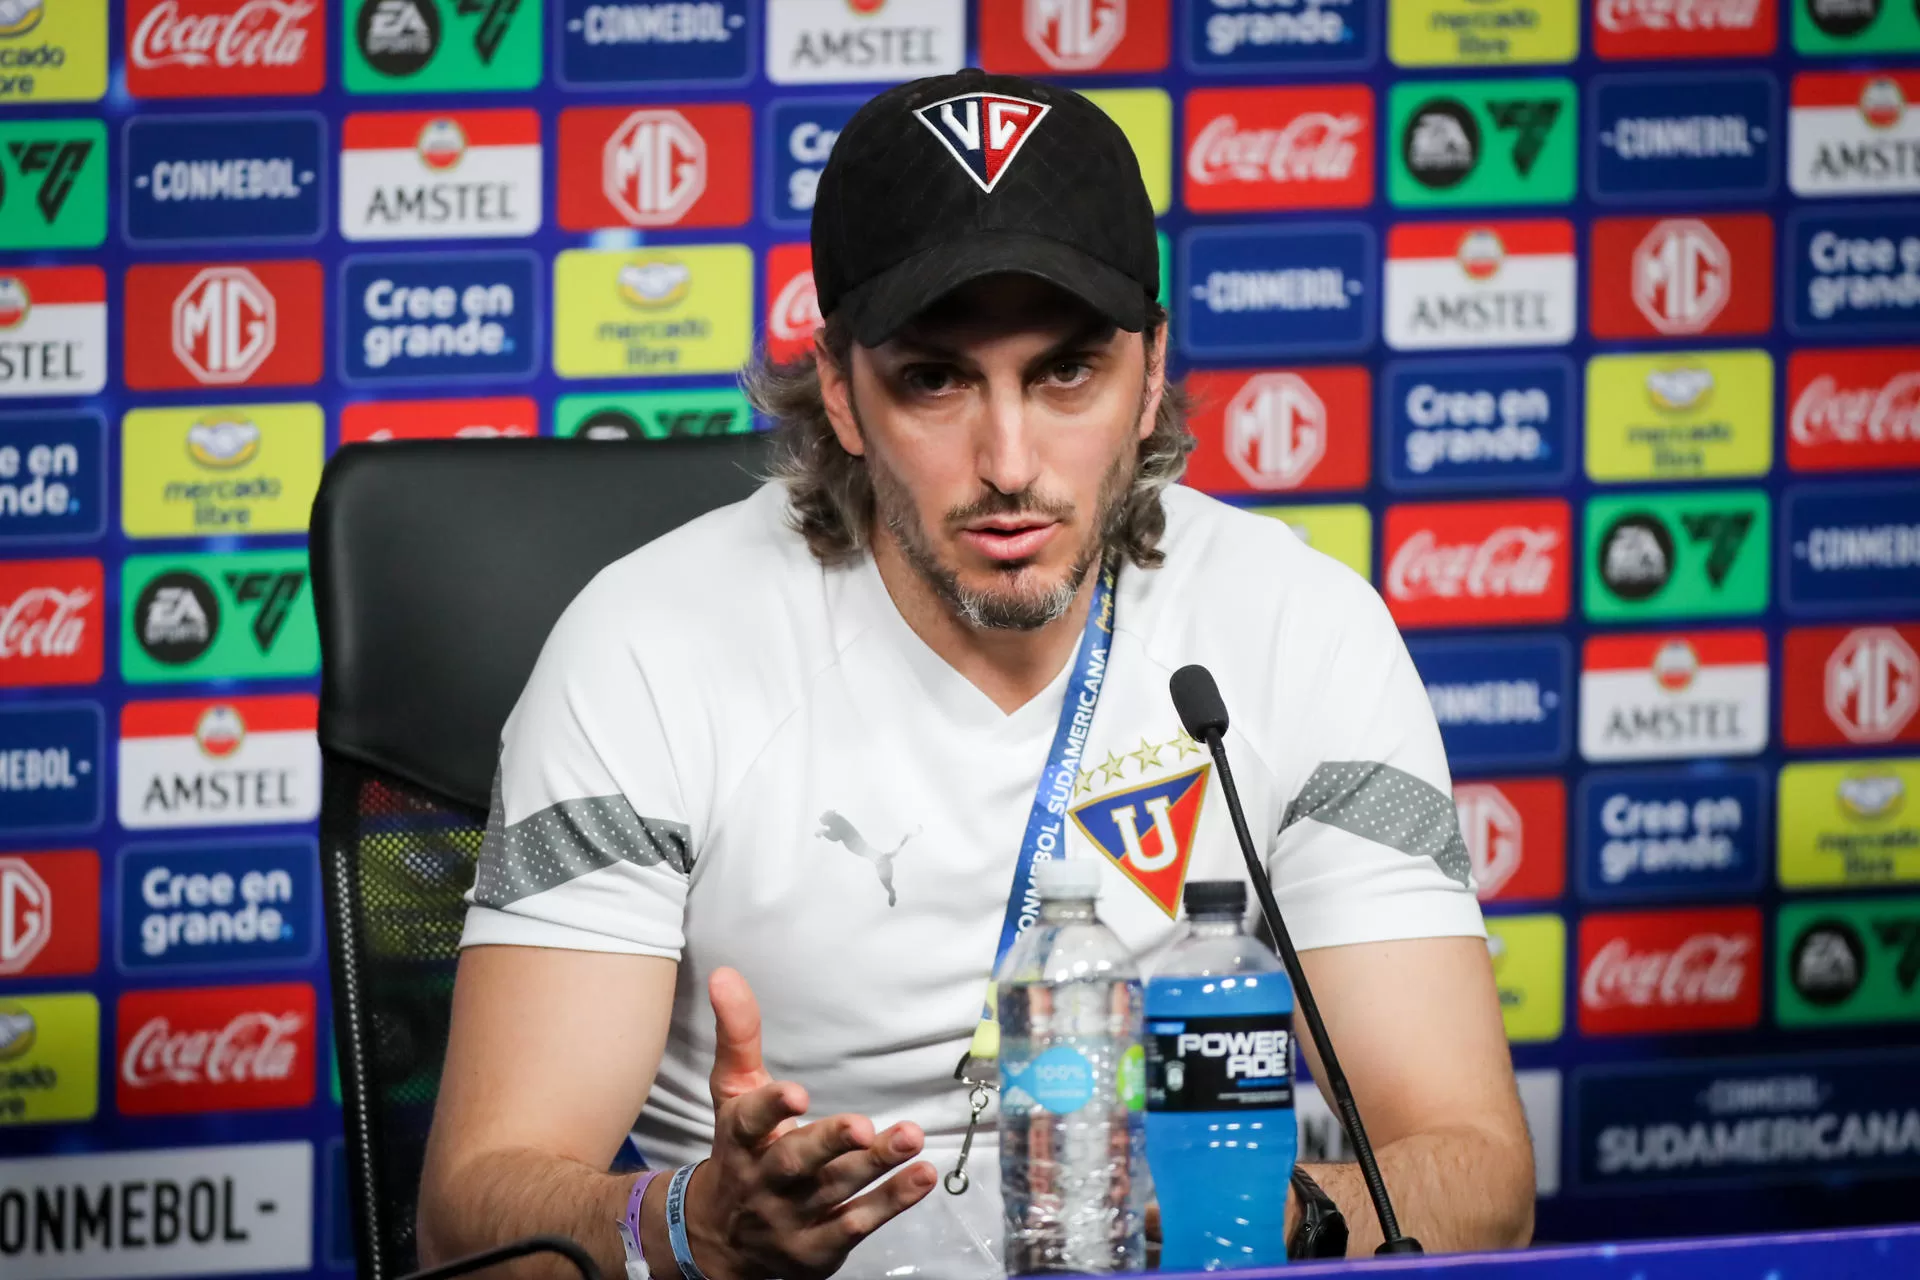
[0,857,51,977]
[1827,627,1920,744]
[1454,784,1522,899]
[604,110,708,228]
[1632,219,1730,336]
[1025,0,1125,70]
[1226,373,1325,490]
[171,267,276,386]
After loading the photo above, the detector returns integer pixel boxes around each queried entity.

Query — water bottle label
[1004,1044,1096,1114]
[1146,1014,1294,1112]
[1117,1043,1146,1112]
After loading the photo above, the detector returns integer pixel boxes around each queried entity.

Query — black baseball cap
[811,69,1160,349]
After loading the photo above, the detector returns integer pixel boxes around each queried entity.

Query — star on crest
[1094,749,1130,786]
[1075,766,1098,796]
[1129,737,1167,772]
[1170,731,1204,760]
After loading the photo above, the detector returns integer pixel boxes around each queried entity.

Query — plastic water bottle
[996,859,1147,1274]
[1145,880,1296,1270]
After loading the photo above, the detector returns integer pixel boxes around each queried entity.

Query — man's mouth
[958,517,1060,563]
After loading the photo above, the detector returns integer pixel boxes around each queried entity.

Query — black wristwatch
[1288,1167,1350,1261]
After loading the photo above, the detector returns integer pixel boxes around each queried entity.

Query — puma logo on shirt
[817,810,919,908]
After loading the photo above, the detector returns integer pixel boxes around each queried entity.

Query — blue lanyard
[991,564,1117,977]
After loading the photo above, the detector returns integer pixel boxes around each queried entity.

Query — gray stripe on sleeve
[1280,761,1472,888]
[472,768,692,908]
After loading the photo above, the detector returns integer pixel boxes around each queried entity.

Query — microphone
[1169,664,1424,1257]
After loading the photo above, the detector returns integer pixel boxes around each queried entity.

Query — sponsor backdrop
[2,0,1919,1272]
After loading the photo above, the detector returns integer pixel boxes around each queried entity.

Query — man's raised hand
[681,967,939,1280]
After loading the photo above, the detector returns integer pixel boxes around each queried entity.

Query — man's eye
[903,366,957,394]
[1046,360,1093,387]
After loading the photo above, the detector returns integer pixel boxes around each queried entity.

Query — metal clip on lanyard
[942,567,1116,1196]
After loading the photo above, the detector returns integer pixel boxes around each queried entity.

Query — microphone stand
[1173,666,1424,1256]
[399,1234,605,1280]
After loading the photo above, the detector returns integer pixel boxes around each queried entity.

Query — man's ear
[1137,324,1169,444]
[814,335,867,458]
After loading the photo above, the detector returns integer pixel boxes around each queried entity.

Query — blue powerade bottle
[1145,879,1296,1270]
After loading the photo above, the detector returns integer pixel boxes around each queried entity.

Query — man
[418,70,1533,1280]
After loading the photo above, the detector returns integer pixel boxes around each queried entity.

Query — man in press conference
[417,70,1533,1279]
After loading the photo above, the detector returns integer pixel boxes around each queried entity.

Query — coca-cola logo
[1581,933,1751,1009]
[1387,527,1562,601]
[121,1009,304,1088]
[130,0,316,69]
[1595,0,1763,30]
[0,587,92,661]
[1187,112,1362,186]
[1791,371,1920,445]
[769,269,821,344]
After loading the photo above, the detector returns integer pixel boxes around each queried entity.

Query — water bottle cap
[1183,879,1246,915]
[1035,858,1102,899]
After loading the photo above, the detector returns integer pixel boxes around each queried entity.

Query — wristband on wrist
[617,1169,663,1280]
[666,1161,713,1280]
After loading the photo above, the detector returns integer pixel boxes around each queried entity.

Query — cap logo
[913,92,1052,194]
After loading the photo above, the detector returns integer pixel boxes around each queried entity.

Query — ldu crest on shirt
[1070,736,1210,916]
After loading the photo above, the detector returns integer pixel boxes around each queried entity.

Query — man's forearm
[418,1146,639,1280]
[1304,1122,1535,1255]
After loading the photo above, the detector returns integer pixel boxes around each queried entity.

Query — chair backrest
[311,436,768,1280]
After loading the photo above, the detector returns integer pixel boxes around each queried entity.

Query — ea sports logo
[1633,219,1729,336]
[604,110,707,228]
[1457,228,1504,281]
[1861,77,1906,130]
[172,266,276,385]
[1454,785,1522,898]
[1024,0,1125,71]
[0,277,29,329]
[195,704,247,758]
[0,858,51,977]
[418,118,466,171]
[1826,627,1919,744]
[1225,373,1325,490]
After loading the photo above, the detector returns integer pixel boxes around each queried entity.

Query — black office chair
[313,436,768,1280]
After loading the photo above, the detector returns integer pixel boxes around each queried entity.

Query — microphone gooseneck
[1168,664,1424,1257]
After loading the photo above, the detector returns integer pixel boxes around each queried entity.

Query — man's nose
[975,379,1042,497]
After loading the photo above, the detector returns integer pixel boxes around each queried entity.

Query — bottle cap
[1183,879,1247,915]
[1035,858,1102,899]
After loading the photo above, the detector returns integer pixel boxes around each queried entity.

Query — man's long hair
[745,304,1194,570]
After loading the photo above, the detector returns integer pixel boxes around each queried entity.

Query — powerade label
[0,704,102,835]
[0,412,104,544]
[1186,0,1374,70]
[1381,357,1573,491]
[124,114,327,245]
[1789,207,1920,338]
[1409,636,1572,769]
[1589,74,1776,203]
[1574,1050,1920,1188]
[1146,1014,1294,1112]
[766,98,858,226]
[1577,768,1767,901]
[558,0,751,86]
[1783,481,1920,614]
[340,252,539,385]
[1180,223,1375,358]
[118,840,316,971]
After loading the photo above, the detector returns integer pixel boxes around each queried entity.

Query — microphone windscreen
[1169,664,1230,740]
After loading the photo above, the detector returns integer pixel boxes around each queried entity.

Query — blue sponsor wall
[2,0,1920,1274]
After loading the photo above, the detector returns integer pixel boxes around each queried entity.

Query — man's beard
[870,444,1133,632]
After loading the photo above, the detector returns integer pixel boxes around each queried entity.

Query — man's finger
[799,1123,926,1210]
[761,1114,877,1188]
[814,1161,939,1248]
[709,967,772,1102]
[725,1080,809,1150]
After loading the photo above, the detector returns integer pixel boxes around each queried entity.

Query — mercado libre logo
[551,246,753,379]
[121,403,324,538]
[1390,0,1578,67]
[1387,78,1576,207]
[0,0,107,104]
[345,0,542,93]
[0,992,100,1125]
[121,549,318,683]
[0,118,104,249]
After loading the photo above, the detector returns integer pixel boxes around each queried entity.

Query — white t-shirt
[461,481,1484,1278]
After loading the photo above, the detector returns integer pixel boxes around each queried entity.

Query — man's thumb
[709,967,771,1099]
